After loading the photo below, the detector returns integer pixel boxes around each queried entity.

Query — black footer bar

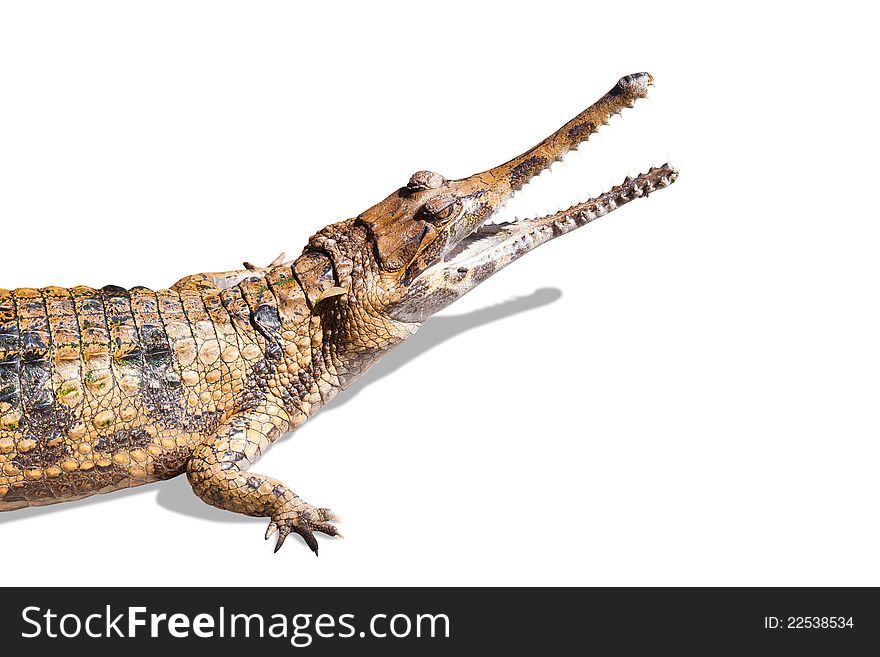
[3,587,877,653]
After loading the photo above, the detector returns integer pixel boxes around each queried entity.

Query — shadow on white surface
[0,288,561,525]
[323,287,563,412]
[0,480,155,523]
[157,476,252,522]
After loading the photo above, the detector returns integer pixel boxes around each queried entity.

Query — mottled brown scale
[266,265,310,326]
[0,289,22,496]
[200,290,238,400]
[14,289,56,474]
[292,251,338,310]
[237,276,283,365]
[1,73,678,553]
[103,286,146,436]
[178,289,222,418]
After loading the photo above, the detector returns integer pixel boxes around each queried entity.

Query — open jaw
[436,72,678,279]
[388,72,679,322]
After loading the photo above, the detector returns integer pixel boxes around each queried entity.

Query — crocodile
[0,72,677,553]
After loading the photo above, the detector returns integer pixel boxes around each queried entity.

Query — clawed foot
[265,505,342,555]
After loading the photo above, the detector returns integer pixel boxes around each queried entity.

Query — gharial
[0,73,678,553]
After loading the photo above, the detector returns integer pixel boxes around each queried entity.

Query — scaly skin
[0,73,678,553]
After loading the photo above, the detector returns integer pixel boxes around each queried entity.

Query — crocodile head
[306,73,677,383]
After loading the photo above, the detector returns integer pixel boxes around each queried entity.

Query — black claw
[268,510,338,554]
[299,528,319,553]
[274,526,291,553]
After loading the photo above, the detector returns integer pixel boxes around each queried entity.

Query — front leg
[186,405,341,554]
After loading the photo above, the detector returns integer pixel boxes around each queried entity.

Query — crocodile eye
[422,194,461,222]
[407,170,446,191]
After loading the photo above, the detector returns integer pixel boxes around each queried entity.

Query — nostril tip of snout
[616,72,654,97]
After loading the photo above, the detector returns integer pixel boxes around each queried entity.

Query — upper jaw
[434,72,658,264]
[460,72,653,196]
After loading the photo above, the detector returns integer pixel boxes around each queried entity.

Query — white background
[0,2,877,586]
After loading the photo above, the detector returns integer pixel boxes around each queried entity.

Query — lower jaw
[442,163,678,272]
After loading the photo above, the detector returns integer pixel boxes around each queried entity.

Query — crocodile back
[0,284,261,508]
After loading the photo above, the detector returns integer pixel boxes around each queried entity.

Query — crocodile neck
[262,222,417,421]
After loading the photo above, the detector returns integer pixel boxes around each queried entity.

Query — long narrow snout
[455,73,655,209]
